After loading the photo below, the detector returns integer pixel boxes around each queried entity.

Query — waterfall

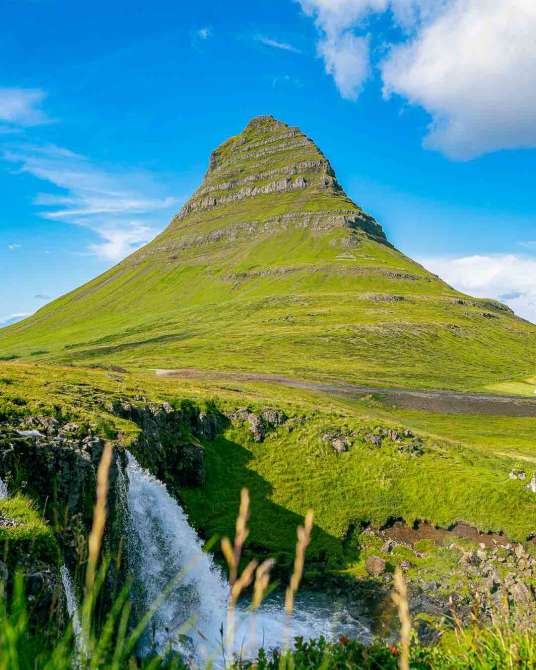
[123,452,371,663]
[125,453,229,660]
[60,564,85,660]
[0,477,8,499]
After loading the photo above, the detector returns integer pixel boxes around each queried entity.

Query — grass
[487,376,536,397]
[0,494,59,566]
[1,116,535,392]
[0,473,534,669]
[1,115,535,667]
[1,362,535,576]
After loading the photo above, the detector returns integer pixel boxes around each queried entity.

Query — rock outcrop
[228,407,288,442]
[107,399,217,487]
[168,115,387,246]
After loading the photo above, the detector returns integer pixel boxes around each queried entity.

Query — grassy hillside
[2,362,535,561]
[1,115,536,391]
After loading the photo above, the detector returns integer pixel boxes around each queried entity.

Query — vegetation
[1,116,535,392]
[2,568,534,669]
[1,362,535,573]
[0,449,535,669]
[1,115,535,667]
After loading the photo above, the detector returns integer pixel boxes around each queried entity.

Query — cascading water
[123,452,370,663]
[0,476,8,499]
[124,453,229,660]
[60,564,85,660]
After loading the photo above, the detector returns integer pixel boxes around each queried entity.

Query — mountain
[2,115,535,390]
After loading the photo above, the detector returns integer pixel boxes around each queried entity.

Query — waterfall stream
[0,476,8,499]
[60,564,85,661]
[123,453,370,663]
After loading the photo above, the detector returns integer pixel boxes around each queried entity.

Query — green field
[1,116,535,393]
[1,117,536,662]
[2,363,535,570]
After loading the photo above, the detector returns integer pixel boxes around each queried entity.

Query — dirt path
[496,451,536,464]
[154,369,536,417]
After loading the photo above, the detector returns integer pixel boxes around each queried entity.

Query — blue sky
[1,0,536,326]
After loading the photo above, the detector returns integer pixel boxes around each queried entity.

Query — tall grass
[0,445,535,669]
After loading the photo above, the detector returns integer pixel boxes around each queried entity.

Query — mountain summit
[131,114,387,269]
[2,116,535,390]
[171,114,386,241]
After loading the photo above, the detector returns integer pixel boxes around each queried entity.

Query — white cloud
[87,223,155,261]
[197,27,212,40]
[7,243,21,251]
[420,253,536,323]
[256,36,302,53]
[0,312,31,327]
[297,0,387,100]
[0,88,48,127]
[388,0,448,31]
[382,0,536,159]
[298,0,536,158]
[298,0,387,36]
[2,144,178,261]
[318,32,370,100]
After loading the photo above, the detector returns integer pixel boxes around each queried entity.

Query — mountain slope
[2,115,535,390]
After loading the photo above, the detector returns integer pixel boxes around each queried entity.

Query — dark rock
[197,411,223,440]
[247,413,265,442]
[381,540,395,554]
[364,433,382,448]
[229,407,287,442]
[109,400,206,486]
[261,409,287,427]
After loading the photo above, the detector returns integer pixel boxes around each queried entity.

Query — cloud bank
[0,88,48,127]
[298,0,536,159]
[420,253,536,324]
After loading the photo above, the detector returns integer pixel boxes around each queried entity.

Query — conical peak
[207,115,310,175]
[173,115,387,244]
[245,114,288,131]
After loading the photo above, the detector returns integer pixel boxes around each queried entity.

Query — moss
[0,495,59,567]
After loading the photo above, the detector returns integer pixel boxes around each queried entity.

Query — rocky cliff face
[132,115,387,265]
[0,399,215,636]
[0,417,125,567]
[106,398,221,490]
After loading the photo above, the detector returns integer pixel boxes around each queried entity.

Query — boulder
[365,555,386,577]
[509,469,526,480]
[261,409,287,427]
[229,407,287,442]
[322,431,352,453]
[364,433,382,448]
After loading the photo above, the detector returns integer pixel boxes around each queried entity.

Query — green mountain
[2,115,535,390]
